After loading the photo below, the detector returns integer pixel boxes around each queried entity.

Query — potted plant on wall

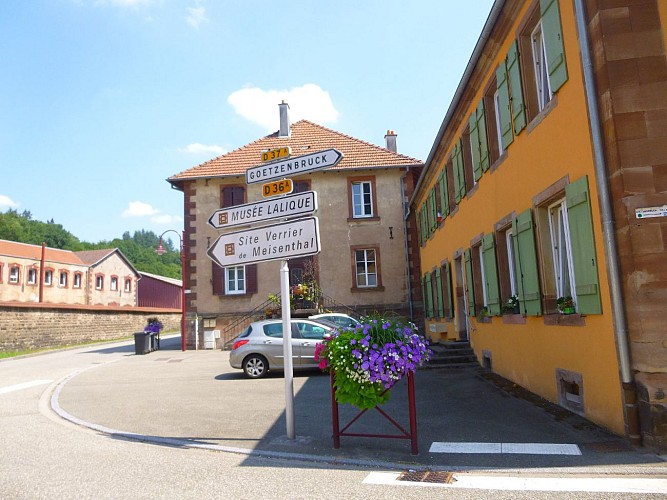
[502,295,520,314]
[557,296,576,315]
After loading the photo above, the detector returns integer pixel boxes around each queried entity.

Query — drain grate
[397,470,456,484]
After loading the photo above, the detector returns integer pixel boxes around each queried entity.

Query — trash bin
[134,332,151,355]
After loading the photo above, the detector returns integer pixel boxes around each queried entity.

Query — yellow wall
[416,0,625,435]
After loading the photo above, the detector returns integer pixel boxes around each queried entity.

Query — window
[548,198,575,301]
[351,181,373,218]
[0,263,3,283]
[354,248,378,288]
[295,321,328,340]
[59,271,68,288]
[95,274,104,290]
[110,276,118,291]
[493,89,504,156]
[124,278,132,292]
[9,265,20,284]
[292,179,310,193]
[531,21,552,112]
[461,126,476,191]
[44,270,53,286]
[73,272,82,289]
[494,216,521,312]
[27,268,37,285]
[225,266,246,294]
[221,185,245,208]
[469,99,491,179]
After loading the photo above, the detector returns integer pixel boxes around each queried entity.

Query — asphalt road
[1,336,666,499]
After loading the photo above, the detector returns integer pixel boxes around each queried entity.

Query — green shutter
[512,209,542,315]
[438,171,449,217]
[507,40,527,135]
[453,140,466,202]
[464,248,475,316]
[540,0,568,93]
[566,176,602,314]
[429,188,438,231]
[424,197,432,238]
[496,61,514,150]
[416,209,423,247]
[482,233,501,316]
[435,267,444,319]
[425,272,434,319]
[469,111,483,182]
[421,276,427,318]
[476,100,491,172]
[442,261,453,318]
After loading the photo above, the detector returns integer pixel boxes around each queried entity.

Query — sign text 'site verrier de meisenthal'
[207,217,321,267]
[245,148,343,184]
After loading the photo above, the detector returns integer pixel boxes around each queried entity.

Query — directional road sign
[246,148,343,184]
[208,191,318,230]
[207,216,320,267]
[262,178,293,198]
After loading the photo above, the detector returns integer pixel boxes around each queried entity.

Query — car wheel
[243,354,268,379]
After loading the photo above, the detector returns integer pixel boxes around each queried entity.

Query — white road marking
[364,471,667,493]
[0,379,53,395]
[429,442,581,455]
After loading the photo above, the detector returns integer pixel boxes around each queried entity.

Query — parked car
[229,319,333,378]
[308,313,361,330]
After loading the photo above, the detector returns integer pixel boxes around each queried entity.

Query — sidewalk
[53,336,667,473]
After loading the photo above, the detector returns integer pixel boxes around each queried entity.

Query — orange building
[411,0,667,449]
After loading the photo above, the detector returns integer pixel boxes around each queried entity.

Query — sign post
[280,260,294,439]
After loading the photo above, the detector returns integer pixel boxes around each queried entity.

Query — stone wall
[0,303,181,352]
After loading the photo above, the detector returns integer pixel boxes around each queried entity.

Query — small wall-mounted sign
[635,205,667,219]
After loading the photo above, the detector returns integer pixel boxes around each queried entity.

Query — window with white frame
[59,271,68,287]
[73,273,82,288]
[225,266,245,294]
[110,276,118,291]
[548,198,576,302]
[505,229,518,296]
[355,249,377,287]
[493,89,504,155]
[531,21,552,112]
[124,278,132,292]
[9,266,20,284]
[96,275,104,290]
[27,268,37,285]
[351,181,373,218]
[44,270,53,286]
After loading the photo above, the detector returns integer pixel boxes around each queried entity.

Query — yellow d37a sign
[262,178,293,198]
[261,147,291,162]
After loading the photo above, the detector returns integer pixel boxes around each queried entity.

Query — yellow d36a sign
[262,179,293,198]
[261,147,291,162]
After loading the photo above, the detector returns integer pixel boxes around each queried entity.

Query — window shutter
[476,100,491,172]
[429,188,438,231]
[438,171,450,217]
[512,209,542,315]
[464,249,475,316]
[540,0,568,93]
[566,176,602,314]
[481,233,501,316]
[212,262,225,295]
[507,40,527,135]
[496,61,514,151]
[245,264,258,294]
[416,210,423,247]
[435,267,444,319]
[452,140,466,202]
[425,272,434,319]
[469,111,483,182]
[421,276,428,318]
[442,261,453,319]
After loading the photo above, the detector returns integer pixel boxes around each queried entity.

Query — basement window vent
[557,368,584,416]
[482,350,492,370]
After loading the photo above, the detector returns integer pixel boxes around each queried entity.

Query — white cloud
[227,84,339,132]
[0,195,19,209]
[122,201,159,218]
[186,5,207,29]
[178,142,226,156]
[151,214,183,225]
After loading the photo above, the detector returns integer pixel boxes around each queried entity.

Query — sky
[1,0,495,244]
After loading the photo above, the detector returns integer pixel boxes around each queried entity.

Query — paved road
[1,336,666,499]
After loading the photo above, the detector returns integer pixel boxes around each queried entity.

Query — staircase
[424,340,479,369]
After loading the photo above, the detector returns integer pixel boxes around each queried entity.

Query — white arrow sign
[245,148,343,184]
[208,191,318,230]
[207,217,320,267]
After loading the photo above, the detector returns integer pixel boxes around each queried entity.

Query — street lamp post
[156,230,186,352]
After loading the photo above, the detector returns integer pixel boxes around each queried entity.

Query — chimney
[279,101,290,138]
[385,130,397,152]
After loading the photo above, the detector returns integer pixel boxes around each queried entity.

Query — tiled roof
[0,240,85,265]
[168,120,422,182]
[75,249,117,266]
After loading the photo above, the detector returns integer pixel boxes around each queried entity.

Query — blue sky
[1,0,494,243]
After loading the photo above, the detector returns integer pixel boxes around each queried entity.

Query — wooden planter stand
[330,370,419,455]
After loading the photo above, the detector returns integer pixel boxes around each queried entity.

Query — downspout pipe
[573,0,639,443]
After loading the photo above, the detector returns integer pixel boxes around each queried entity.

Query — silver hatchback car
[229,319,333,378]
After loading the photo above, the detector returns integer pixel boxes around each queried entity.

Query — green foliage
[0,209,181,279]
